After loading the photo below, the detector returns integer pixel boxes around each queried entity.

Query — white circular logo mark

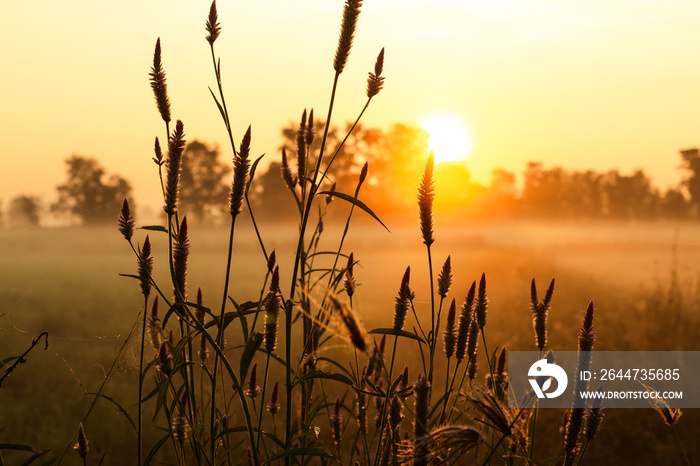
[528,359,568,399]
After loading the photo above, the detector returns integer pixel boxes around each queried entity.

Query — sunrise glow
[419,112,474,165]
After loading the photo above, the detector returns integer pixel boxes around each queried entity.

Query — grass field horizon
[2,217,699,464]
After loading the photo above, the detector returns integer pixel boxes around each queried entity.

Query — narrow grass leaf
[0,444,35,451]
[246,154,266,193]
[208,87,227,122]
[138,225,168,234]
[86,392,136,431]
[143,433,170,466]
[318,191,390,232]
[369,328,426,345]
[293,370,353,387]
[20,450,51,466]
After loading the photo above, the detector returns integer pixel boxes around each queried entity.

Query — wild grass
[1,1,700,465]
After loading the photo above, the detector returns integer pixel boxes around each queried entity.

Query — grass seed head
[264,274,281,354]
[205,1,221,45]
[652,397,682,427]
[280,148,297,190]
[413,374,431,466]
[267,249,277,274]
[156,340,173,375]
[359,162,369,186]
[118,198,134,241]
[195,287,204,323]
[333,0,363,74]
[246,362,261,399]
[198,333,209,361]
[296,110,307,180]
[267,380,280,415]
[153,137,164,166]
[475,273,488,329]
[456,281,476,362]
[344,253,356,299]
[417,153,435,247]
[149,38,171,124]
[393,266,411,330]
[389,394,404,430]
[163,120,186,215]
[229,126,252,216]
[443,298,456,358]
[437,255,452,299]
[138,235,153,298]
[330,297,367,352]
[305,109,315,146]
[584,384,604,441]
[74,423,89,459]
[366,47,385,98]
[331,397,343,446]
[564,407,584,462]
[149,297,161,351]
[578,300,595,352]
[172,216,189,303]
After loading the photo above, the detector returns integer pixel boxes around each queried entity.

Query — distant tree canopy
[54,155,132,224]
[252,121,697,221]
[179,140,230,222]
[8,195,41,227]
[24,126,700,227]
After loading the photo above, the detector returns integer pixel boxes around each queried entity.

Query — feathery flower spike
[366,47,385,98]
[118,198,134,241]
[205,1,221,45]
[149,38,171,124]
[334,0,363,74]
[417,153,435,246]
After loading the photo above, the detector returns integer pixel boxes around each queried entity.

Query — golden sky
[3,0,700,211]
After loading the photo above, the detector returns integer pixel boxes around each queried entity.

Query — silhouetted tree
[521,163,570,216]
[249,160,298,220]
[279,119,383,195]
[659,188,689,218]
[602,169,654,219]
[54,155,132,224]
[180,140,230,222]
[8,195,41,227]
[679,148,700,215]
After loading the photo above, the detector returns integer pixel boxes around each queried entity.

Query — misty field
[1,218,699,464]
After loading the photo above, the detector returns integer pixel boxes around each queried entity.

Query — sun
[419,112,475,164]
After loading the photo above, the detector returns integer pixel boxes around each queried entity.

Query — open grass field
[2,218,700,464]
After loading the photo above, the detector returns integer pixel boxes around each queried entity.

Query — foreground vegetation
[2,1,699,465]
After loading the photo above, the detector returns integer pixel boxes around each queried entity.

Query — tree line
[4,123,700,227]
